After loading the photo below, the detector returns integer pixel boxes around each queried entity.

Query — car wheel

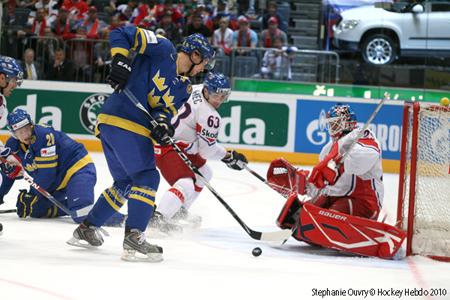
[362,34,397,65]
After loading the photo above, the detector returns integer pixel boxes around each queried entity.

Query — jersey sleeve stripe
[36,162,58,168]
[111,47,129,58]
[35,155,58,161]
[138,29,147,54]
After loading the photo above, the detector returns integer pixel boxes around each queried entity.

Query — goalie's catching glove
[308,142,343,189]
[107,54,132,92]
[150,117,174,147]
[221,150,248,170]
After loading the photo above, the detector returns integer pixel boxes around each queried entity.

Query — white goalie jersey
[313,129,384,206]
[171,84,227,160]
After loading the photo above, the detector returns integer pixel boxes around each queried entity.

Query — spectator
[62,0,89,21]
[92,29,111,82]
[260,17,287,48]
[22,48,42,80]
[77,6,107,39]
[34,0,59,24]
[18,8,49,38]
[213,17,233,55]
[48,48,74,81]
[260,37,297,80]
[232,15,257,55]
[153,0,183,26]
[183,13,212,40]
[156,11,182,46]
[262,1,287,32]
[115,0,136,24]
[51,7,77,40]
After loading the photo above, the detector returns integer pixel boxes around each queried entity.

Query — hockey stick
[123,88,292,242]
[0,209,17,214]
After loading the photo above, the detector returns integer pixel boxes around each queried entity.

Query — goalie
[268,104,405,259]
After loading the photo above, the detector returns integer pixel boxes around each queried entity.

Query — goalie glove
[0,147,23,179]
[221,150,248,170]
[107,54,132,92]
[308,142,343,189]
[150,117,175,147]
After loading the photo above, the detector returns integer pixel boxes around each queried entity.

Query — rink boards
[0,80,408,172]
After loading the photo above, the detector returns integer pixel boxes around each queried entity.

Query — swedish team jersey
[6,125,93,193]
[97,25,193,139]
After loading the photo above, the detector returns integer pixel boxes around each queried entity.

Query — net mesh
[401,104,450,257]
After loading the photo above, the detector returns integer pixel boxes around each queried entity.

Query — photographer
[260,37,297,80]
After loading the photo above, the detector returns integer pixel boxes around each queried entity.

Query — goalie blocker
[277,193,406,259]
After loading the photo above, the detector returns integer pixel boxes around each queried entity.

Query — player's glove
[0,147,23,179]
[16,190,39,218]
[150,117,174,147]
[108,54,132,92]
[308,142,343,189]
[221,150,248,170]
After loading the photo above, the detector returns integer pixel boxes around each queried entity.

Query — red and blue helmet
[204,72,231,97]
[7,108,33,133]
[178,33,216,70]
[325,104,357,138]
[0,56,23,86]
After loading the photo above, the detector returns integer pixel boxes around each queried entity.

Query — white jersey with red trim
[316,128,384,206]
[171,84,227,160]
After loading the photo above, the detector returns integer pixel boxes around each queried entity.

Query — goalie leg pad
[276,193,302,229]
[293,203,406,259]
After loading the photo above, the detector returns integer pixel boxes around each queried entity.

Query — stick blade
[256,229,292,242]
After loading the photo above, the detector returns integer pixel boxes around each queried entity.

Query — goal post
[397,101,450,261]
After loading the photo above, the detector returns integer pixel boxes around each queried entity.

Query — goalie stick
[123,88,292,242]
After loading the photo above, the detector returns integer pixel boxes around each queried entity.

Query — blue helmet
[0,56,23,86]
[325,104,357,138]
[179,33,216,70]
[204,72,231,96]
[7,109,33,132]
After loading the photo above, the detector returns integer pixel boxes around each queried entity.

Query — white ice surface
[1,153,449,300]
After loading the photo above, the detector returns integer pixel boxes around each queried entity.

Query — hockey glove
[16,190,39,218]
[150,117,175,147]
[0,147,23,179]
[107,54,132,92]
[308,142,343,189]
[221,150,248,170]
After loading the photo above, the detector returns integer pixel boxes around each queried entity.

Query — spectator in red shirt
[51,7,77,40]
[260,16,287,48]
[78,6,106,39]
[213,17,233,55]
[62,0,89,21]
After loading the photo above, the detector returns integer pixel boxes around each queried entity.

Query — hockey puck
[252,247,262,257]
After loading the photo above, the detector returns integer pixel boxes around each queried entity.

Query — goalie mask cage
[397,101,450,261]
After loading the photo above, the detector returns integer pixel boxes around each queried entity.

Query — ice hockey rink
[1,152,449,300]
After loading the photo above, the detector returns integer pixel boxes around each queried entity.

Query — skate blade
[66,237,100,249]
[121,250,163,263]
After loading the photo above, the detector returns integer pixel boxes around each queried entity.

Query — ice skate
[148,211,183,235]
[172,207,202,229]
[122,229,163,262]
[67,223,109,248]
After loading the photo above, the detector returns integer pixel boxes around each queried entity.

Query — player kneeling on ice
[0,109,118,224]
[151,72,248,232]
[268,104,406,259]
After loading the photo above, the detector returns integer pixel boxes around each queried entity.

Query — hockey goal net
[397,101,450,261]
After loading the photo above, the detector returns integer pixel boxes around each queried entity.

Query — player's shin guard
[126,186,157,231]
[85,186,126,227]
[158,178,195,219]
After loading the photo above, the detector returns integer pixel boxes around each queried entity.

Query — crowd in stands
[2,0,297,82]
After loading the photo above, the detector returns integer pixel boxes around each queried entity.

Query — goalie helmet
[178,33,216,70]
[7,108,33,132]
[0,56,23,87]
[325,104,357,139]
